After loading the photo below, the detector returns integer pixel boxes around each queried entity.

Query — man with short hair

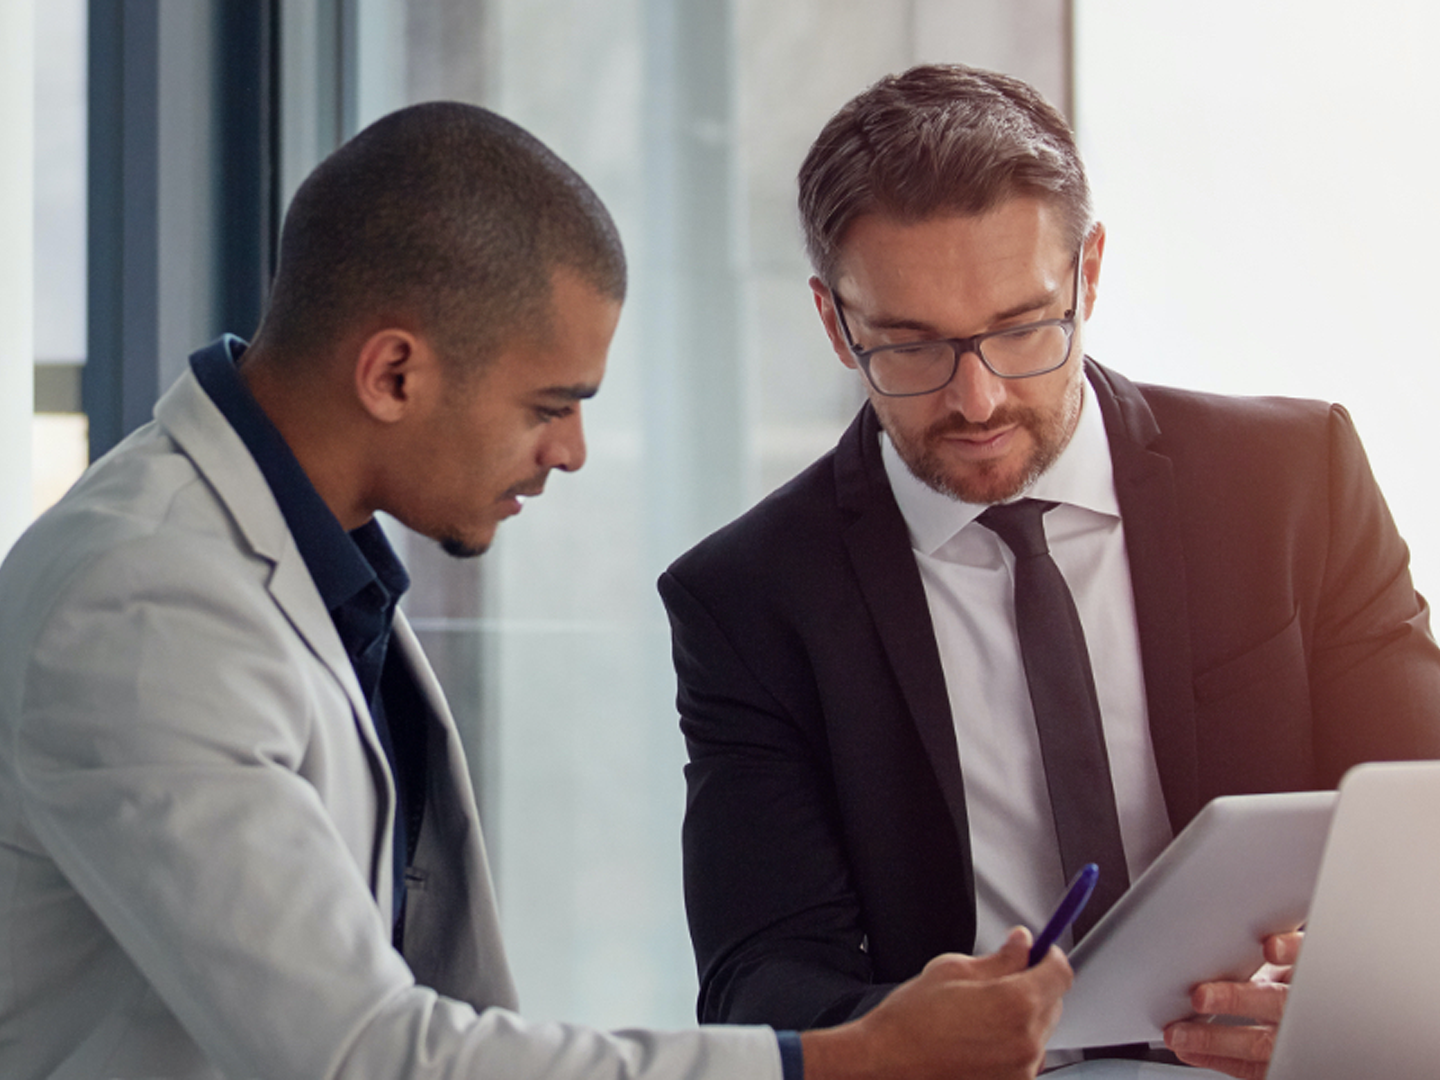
[661,64,1440,1077]
[0,101,1069,1079]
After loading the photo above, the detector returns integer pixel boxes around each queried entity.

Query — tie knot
[977,498,1056,559]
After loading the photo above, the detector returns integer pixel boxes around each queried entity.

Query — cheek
[868,393,939,449]
[1016,364,1079,415]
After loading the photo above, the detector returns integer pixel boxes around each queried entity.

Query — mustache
[924,407,1035,440]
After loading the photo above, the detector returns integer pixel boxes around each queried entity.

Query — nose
[540,409,588,473]
[941,349,1006,424]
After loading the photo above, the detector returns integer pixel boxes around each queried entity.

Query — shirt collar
[881,379,1121,557]
[188,336,410,610]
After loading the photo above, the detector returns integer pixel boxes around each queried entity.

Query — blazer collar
[833,404,976,902]
[153,368,398,829]
[1085,360,1201,829]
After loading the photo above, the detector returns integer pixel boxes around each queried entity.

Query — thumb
[952,926,1033,981]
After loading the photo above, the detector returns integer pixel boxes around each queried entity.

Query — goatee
[888,380,1083,504]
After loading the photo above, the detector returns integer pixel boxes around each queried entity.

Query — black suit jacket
[659,360,1440,1031]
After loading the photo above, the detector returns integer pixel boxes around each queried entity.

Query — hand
[1163,930,1302,1080]
[800,927,1073,1080]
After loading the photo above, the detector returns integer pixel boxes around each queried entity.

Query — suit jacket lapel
[1086,360,1201,830]
[833,407,974,862]
[389,617,519,1010]
[155,369,399,902]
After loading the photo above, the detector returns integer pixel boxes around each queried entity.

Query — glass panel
[34,0,86,368]
[33,0,89,520]
[369,0,869,1028]
[347,0,1074,1031]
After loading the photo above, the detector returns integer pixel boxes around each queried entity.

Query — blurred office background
[7,0,1440,1029]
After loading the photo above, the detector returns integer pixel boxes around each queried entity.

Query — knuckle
[1252,1025,1277,1061]
[926,953,970,979]
[994,983,1055,1053]
[1205,982,1240,1014]
[992,1022,1048,1071]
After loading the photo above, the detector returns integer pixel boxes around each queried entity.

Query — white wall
[1076,1,1440,601]
[0,0,35,557]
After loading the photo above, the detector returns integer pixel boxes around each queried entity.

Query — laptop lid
[1269,759,1440,1080]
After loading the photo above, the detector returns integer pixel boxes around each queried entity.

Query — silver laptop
[1268,759,1440,1080]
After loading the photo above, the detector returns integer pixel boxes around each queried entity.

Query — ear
[352,328,439,423]
[1080,222,1106,321]
[809,275,861,371]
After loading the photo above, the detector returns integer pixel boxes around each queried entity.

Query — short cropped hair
[258,101,626,370]
[798,64,1092,286]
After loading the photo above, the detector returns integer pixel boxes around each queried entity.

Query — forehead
[833,198,1073,315]
[476,271,619,394]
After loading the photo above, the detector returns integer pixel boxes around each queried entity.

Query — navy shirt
[191,336,425,942]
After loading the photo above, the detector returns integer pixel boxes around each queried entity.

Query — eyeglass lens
[864,322,1073,395]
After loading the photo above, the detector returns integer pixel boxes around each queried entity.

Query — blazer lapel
[155,369,400,906]
[1086,361,1201,830]
[389,616,519,1010]
[833,407,974,858]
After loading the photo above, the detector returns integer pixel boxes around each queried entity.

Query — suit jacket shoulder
[1,367,783,1080]
[663,360,1440,1032]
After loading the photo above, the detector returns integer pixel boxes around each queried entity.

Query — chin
[953,457,1047,503]
[941,473,1029,505]
[908,450,1038,505]
[439,534,492,559]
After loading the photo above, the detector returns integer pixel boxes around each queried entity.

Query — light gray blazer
[0,368,779,1080]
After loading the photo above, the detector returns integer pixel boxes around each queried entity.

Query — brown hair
[257,102,625,370]
[799,64,1091,285]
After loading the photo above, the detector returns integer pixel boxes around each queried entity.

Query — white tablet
[1047,789,1336,1050]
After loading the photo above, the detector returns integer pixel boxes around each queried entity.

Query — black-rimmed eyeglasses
[830,251,1083,397]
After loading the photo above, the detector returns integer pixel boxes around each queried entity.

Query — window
[32,0,89,520]
[1076,0,1439,599]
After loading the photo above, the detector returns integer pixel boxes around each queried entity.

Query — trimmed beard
[886,376,1084,504]
[440,535,490,559]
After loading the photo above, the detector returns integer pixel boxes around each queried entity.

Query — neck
[239,341,375,532]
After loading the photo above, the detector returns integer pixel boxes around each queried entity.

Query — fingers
[1027,940,1075,998]
[1165,1020,1276,1079]
[993,925,1034,970]
[926,926,1074,1001]
[1154,931,1301,1079]
[927,926,1032,982]
[1264,930,1303,967]
[925,930,1071,1051]
[823,935,1073,1080]
[1191,977,1288,1025]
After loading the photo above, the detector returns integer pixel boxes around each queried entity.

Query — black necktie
[978,498,1129,938]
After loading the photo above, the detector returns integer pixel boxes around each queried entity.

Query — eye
[879,341,952,361]
[535,404,574,424]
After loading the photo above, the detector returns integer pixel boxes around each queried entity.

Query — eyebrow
[858,285,1065,335]
[535,383,601,402]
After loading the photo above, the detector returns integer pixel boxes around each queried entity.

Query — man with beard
[0,100,1074,1080]
[660,64,1440,1077]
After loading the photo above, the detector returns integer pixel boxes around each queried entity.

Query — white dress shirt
[882,386,1173,952]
